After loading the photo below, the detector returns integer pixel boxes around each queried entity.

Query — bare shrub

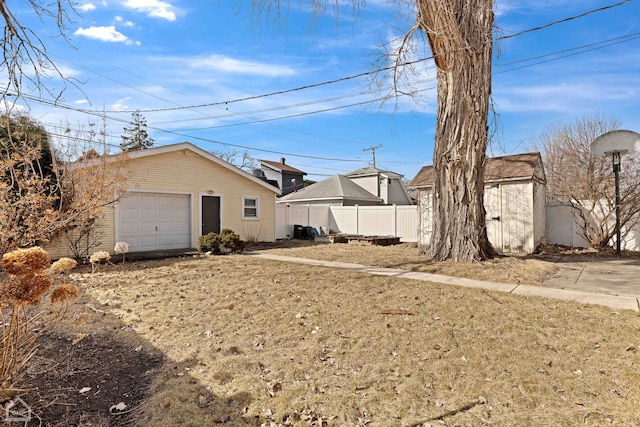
[242,224,264,244]
[0,115,128,257]
[535,114,640,249]
[0,247,79,398]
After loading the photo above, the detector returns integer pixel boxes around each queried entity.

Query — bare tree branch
[535,113,640,249]
[0,1,78,101]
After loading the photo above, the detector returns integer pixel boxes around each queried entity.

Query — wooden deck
[314,234,401,246]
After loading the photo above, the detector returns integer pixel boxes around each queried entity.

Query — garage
[118,192,191,252]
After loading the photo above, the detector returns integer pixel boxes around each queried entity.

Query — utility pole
[363,145,382,168]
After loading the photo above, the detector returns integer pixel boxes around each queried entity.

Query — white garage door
[118,192,191,252]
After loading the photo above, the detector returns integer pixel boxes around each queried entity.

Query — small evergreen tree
[121,110,154,152]
[0,113,61,214]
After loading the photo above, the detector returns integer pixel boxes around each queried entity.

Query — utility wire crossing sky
[8,0,640,182]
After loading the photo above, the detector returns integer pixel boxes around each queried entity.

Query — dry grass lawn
[256,241,559,286]
[43,242,640,427]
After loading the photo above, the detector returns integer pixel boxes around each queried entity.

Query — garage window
[243,196,259,219]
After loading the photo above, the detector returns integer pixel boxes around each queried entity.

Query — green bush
[197,232,222,253]
[220,231,245,254]
[198,229,245,254]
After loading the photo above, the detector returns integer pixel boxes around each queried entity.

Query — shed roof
[277,174,382,203]
[409,152,544,189]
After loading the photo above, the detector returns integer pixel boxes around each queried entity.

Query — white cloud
[74,26,129,43]
[115,16,136,27]
[79,3,97,12]
[111,97,132,111]
[122,0,177,21]
[188,54,296,77]
[0,99,24,113]
[494,1,514,17]
[495,80,637,114]
[49,64,82,78]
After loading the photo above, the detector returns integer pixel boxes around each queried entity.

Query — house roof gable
[258,159,306,175]
[409,152,545,188]
[77,142,280,194]
[278,174,382,203]
[346,166,404,179]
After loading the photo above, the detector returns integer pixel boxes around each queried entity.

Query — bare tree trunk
[417,0,497,262]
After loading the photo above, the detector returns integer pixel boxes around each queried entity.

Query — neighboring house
[256,158,306,196]
[409,152,547,254]
[47,142,279,258]
[345,166,414,205]
[277,174,383,206]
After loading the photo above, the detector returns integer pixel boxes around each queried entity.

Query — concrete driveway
[543,257,640,298]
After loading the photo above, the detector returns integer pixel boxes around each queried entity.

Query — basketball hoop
[590,130,640,254]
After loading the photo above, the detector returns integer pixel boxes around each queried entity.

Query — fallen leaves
[109,401,127,413]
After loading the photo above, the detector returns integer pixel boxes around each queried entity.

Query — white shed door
[484,185,503,251]
[118,193,191,252]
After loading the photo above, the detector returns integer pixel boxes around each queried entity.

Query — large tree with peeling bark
[243,0,497,261]
[417,1,496,261]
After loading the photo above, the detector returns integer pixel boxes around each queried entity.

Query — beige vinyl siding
[124,150,275,245]
[44,204,117,260]
[45,146,276,259]
[386,178,412,205]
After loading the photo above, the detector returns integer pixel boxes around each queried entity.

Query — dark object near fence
[293,225,316,240]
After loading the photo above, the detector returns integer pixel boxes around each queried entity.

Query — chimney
[280,157,286,165]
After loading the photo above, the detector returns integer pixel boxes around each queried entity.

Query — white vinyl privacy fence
[275,204,419,242]
[545,202,640,251]
[275,202,640,252]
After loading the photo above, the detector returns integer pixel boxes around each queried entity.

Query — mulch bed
[19,331,164,426]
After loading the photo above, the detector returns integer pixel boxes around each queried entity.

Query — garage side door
[118,193,191,252]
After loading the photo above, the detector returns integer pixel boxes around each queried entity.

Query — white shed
[409,152,547,254]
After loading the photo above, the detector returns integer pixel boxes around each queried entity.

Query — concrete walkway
[246,252,640,312]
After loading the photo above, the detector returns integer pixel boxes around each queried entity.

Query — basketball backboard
[590,129,640,156]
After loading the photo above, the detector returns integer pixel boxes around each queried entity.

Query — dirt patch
[20,329,164,426]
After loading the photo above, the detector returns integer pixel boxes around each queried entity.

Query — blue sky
[8,0,640,182]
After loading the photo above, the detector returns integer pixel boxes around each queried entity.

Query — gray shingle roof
[346,166,403,179]
[278,174,381,203]
[258,159,306,175]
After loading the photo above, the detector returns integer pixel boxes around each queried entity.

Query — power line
[170,33,638,131]
[10,1,636,166]
[72,0,632,115]
[496,33,640,74]
[497,31,640,67]
[20,28,637,135]
[499,0,631,41]
[17,1,634,140]
[14,92,366,162]
[17,26,638,164]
